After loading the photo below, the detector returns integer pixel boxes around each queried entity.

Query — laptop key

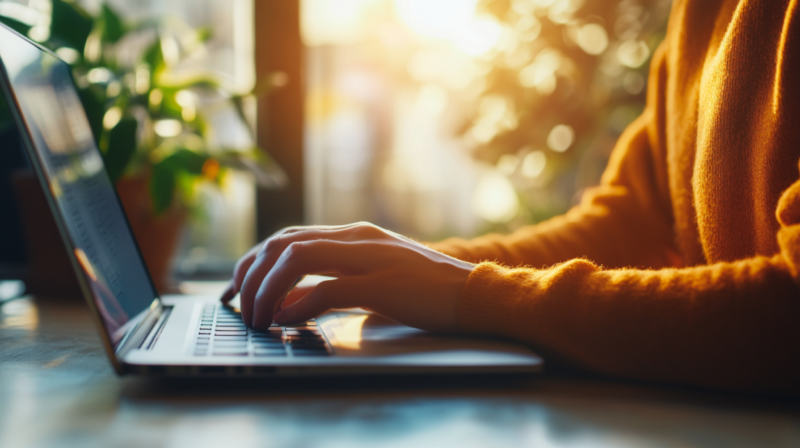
[213,343,247,349]
[291,343,327,350]
[252,332,282,338]
[285,328,314,333]
[253,329,282,335]
[214,337,248,342]
[292,350,329,357]
[286,336,325,342]
[254,348,287,356]
[253,344,284,350]
[252,338,284,344]
[253,351,286,357]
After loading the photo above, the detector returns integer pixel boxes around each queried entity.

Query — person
[222,0,800,395]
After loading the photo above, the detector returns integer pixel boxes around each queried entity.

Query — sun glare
[394,0,501,56]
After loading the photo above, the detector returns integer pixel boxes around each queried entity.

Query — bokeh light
[521,150,547,178]
[395,0,502,56]
[547,125,575,153]
[473,170,519,223]
[576,24,609,55]
[302,0,671,237]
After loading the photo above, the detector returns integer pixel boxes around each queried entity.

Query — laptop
[0,23,542,377]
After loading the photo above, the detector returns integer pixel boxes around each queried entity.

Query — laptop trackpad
[321,311,537,362]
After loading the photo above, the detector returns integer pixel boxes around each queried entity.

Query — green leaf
[230,95,254,138]
[143,38,164,82]
[100,4,126,43]
[195,27,213,43]
[104,117,137,183]
[149,148,209,214]
[216,148,288,189]
[0,15,32,37]
[76,86,105,142]
[150,160,176,215]
[153,73,220,91]
[158,89,184,119]
[165,148,208,174]
[50,0,93,51]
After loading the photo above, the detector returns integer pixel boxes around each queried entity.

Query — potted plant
[1,1,286,293]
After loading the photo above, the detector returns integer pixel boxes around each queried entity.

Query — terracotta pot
[12,172,184,297]
[11,172,82,298]
[115,175,185,294]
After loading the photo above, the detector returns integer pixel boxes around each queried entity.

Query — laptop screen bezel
[0,23,164,373]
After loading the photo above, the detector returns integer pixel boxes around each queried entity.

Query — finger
[279,284,317,309]
[220,281,236,304]
[273,277,368,325]
[281,222,377,237]
[239,226,386,326]
[250,240,387,329]
[231,242,263,297]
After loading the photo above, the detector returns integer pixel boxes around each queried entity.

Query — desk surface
[1,295,798,448]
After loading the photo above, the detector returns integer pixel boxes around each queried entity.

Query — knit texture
[431,0,800,394]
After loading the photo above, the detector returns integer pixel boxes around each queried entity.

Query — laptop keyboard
[192,304,330,358]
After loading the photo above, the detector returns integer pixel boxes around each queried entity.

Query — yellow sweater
[431,0,800,394]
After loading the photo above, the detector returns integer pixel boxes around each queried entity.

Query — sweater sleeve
[457,183,800,393]
[430,42,678,271]
[435,35,800,394]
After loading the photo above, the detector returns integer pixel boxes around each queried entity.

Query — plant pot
[12,172,184,297]
[11,172,83,298]
[115,175,185,294]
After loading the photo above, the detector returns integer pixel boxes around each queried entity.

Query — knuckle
[285,241,304,256]
[282,226,302,235]
[263,236,282,254]
[356,222,381,237]
[233,258,248,275]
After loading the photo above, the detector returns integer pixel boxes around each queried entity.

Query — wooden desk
[1,296,798,448]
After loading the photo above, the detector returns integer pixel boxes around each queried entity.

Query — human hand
[220,222,474,333]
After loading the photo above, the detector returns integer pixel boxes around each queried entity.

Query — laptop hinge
[115,299,163,358]
[141,306,172,350]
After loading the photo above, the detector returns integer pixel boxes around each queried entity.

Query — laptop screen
[0,25,158,345]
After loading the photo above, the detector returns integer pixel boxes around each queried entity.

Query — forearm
[458,255,800,394]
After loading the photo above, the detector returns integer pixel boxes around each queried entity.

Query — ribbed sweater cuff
[457,262,515,334]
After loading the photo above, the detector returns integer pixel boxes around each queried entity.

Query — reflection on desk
[1,296,799,448]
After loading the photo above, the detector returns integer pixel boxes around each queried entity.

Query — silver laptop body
[0,23,542,377]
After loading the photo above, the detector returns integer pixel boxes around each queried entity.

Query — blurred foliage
[468,0,671,228]
[0,0,286,215]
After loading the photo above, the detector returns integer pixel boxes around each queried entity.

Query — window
[301,0,670,240]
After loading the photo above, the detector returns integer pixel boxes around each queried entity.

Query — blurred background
[0,0,671,295]
[304,0,671,242]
